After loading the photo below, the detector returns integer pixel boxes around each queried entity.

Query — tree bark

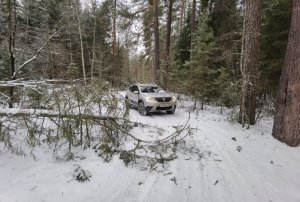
[91,0,97,82]
[152,0,160,84]
[163,0,173,89]
[239,9,246,127]
[91,17,96,81]
[7,0,17,108]
[67,0,73,67]
[272,0,300,147]
[191,0,196,37]
[190,0,196,81]
[112,0,117,87]
[179,0,186,32]
[239,0,262,125]
[75,0,87,85]
[190,0,197,107]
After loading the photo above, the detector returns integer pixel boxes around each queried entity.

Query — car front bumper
[144,100,176,112]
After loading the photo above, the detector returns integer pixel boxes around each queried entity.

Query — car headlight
[146,96,156,102]
[172,96,177,101]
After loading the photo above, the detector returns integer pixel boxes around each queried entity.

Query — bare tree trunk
[112,0,117,87]
[7,0,17,108]
[190,0,196,55]
[99,51,103,83]
[75,0,87,85]
[272,0,300,147]
[91,19,96,81]
[152,0,160,84]
[91,1,97,82]
[68,0,73,65]
[48,42,55,79]
[179,0,186,32]
[239,0,262,126]
[190,0,196,39]
[163,0,173,89]
[239,9,246,127]
[124,30,130,81]
[190,0,196,108]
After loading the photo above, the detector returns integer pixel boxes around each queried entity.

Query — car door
[129,85,139,106]
[126,86,132,101]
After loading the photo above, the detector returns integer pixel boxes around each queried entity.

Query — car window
[130,85,138,92]
[140,86,164,93]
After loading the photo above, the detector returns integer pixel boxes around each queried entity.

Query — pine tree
[152,0,160,84]
[210,0,242,80]
[272,0,300,147]
[96,0,113,83]
[187,12,219,109]
[0,0,10,80]
[162,0,173,89]
[259,0,292,97]
[174,10,191,68]
[239,0,262,126]
[171,10,191,91]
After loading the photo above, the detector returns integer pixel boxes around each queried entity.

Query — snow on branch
[13,31,59,78]
[0,79,46,87]
[0,92,10,100]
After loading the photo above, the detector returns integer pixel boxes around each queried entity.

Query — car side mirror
[133,91,139,94]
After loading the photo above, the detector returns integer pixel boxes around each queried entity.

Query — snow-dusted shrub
[93,141,118,162]
[119,150,134,166]
[72,165,91,182]
[24,85,48,109]
[227,108,240,123]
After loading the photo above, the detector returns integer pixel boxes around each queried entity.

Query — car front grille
[156,106,172,110]
[155,97,172,102]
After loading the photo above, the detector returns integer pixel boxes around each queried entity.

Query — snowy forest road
[123,98,300,202]
[1,96,300,202]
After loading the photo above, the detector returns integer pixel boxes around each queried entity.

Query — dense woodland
[0,0,299,146]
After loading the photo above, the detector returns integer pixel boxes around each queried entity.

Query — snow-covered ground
[1,94,300,202]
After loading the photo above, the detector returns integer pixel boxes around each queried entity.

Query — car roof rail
[135,82,158,86]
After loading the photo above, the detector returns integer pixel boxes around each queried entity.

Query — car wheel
[138,101,148,116]
[166,109,175,114]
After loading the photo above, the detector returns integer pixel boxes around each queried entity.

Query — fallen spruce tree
[0,80,196,170]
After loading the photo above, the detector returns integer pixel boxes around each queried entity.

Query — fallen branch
[0,109,116,121]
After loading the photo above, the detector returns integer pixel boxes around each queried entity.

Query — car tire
[166,109,175,114]
[138,101,148,116]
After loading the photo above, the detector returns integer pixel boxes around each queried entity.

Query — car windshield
[140,86,164,93]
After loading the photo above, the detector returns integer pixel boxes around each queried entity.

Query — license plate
[160,104,169,107]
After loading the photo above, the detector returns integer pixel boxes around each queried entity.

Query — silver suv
[125,83,176,115]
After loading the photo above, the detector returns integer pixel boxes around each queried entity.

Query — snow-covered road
[1,100,300,202]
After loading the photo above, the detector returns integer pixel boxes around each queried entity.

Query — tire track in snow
[195,119,260,202]
[119,101,259,201]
